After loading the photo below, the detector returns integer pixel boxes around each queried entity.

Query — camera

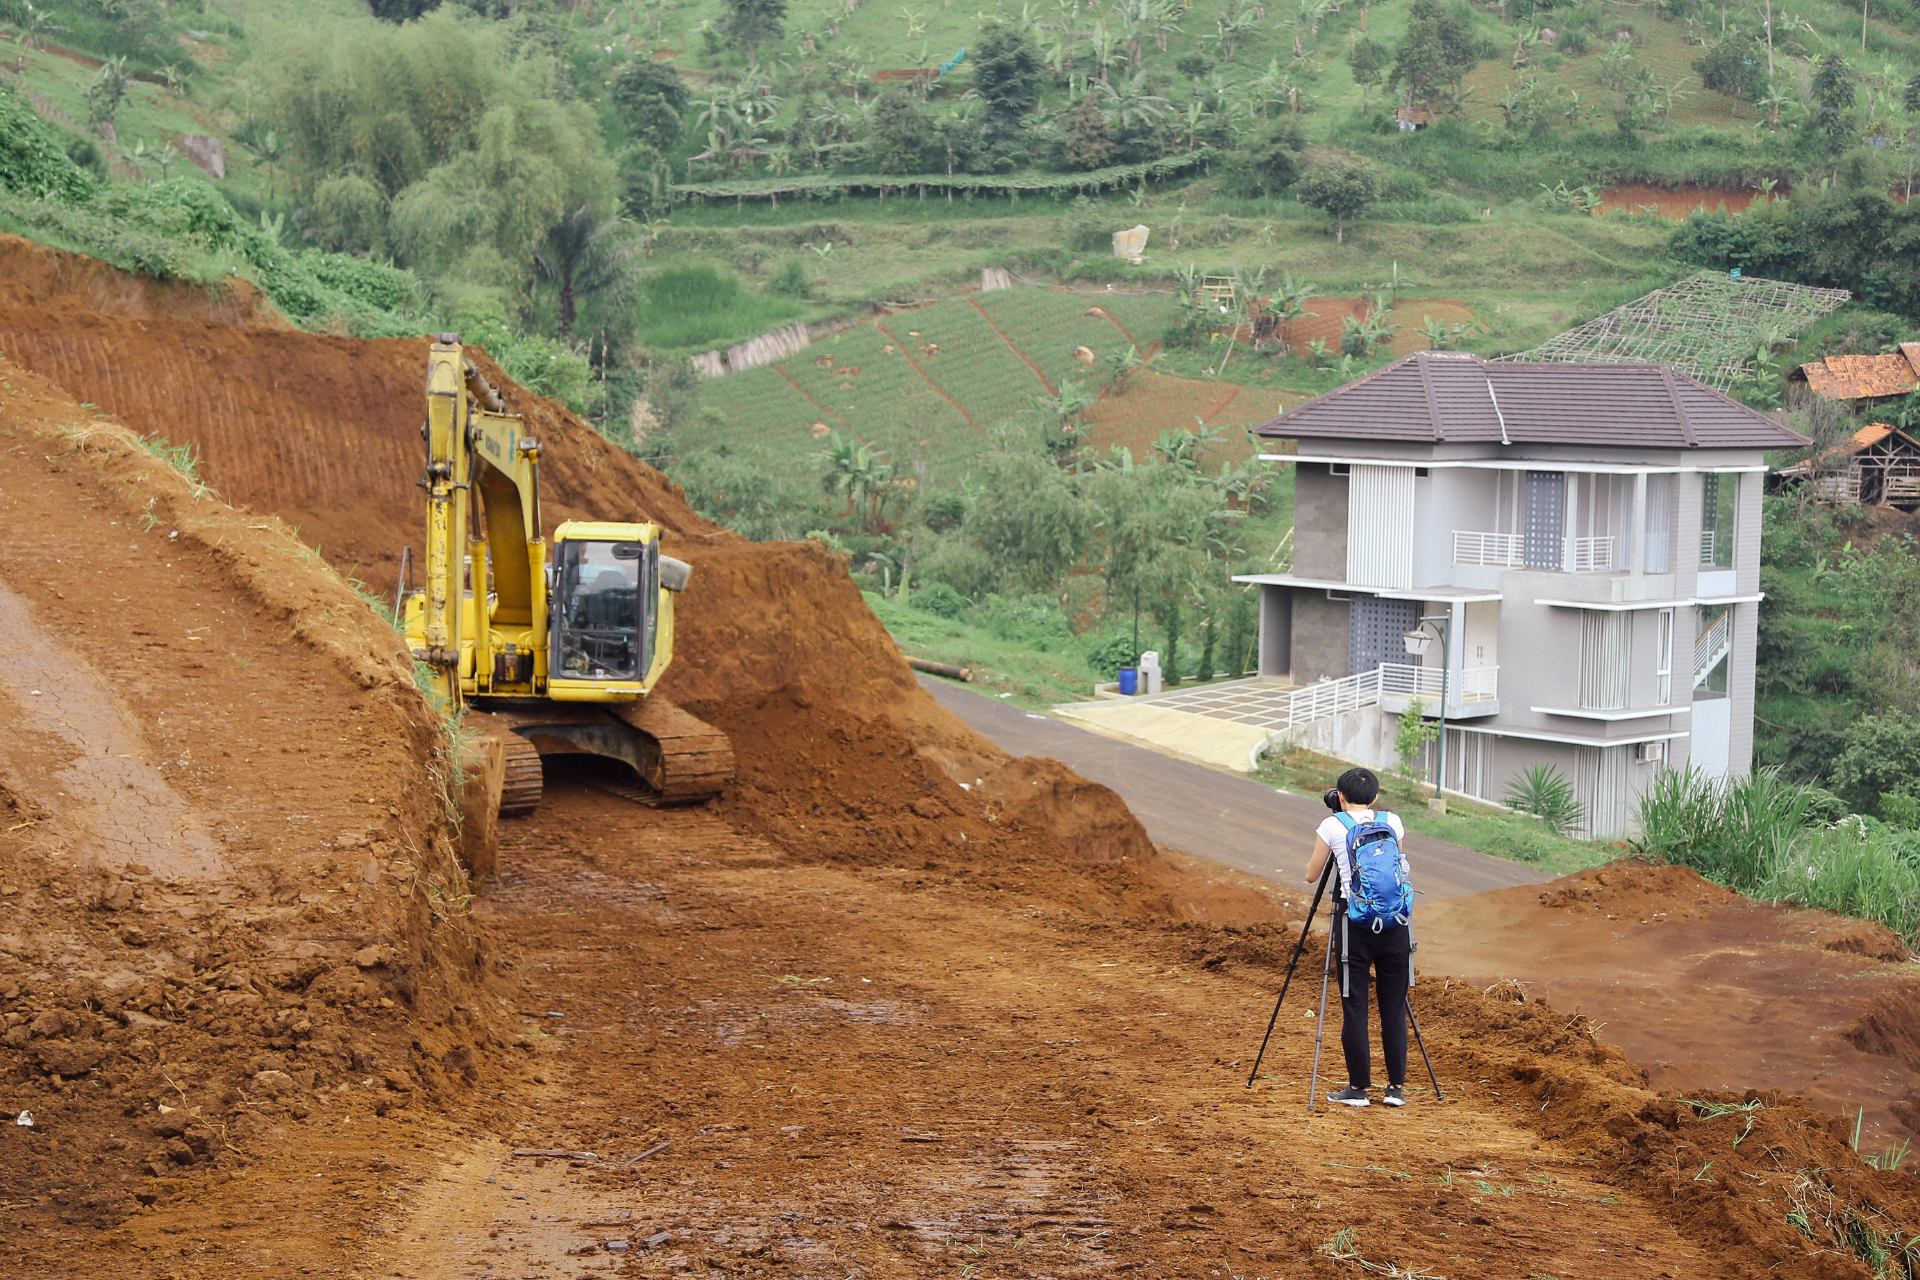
[1323,786,1343,812]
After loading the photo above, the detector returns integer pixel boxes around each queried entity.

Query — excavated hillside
[1,237,1917,1279]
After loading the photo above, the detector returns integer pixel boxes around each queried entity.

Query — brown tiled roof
[1252,352,1808,449]
[1789,344,1920,400]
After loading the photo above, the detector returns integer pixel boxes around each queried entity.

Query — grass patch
[1254,744,1617,878]
[635,266,805,353]
[1639,767,1920,945]
[863,590,1106,710]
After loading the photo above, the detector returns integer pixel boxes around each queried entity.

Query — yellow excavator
[398,334,732,816]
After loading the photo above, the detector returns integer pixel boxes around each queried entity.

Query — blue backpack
[1336,811,1413,932]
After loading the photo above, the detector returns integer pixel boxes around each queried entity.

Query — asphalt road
[918,675,1555,902]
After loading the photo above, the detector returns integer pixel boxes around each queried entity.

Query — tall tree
[867,84,932,172]
[535,205,636,336]
[973,21,1042,139]
[1061,92,1117,170]
[1295,153,1380,242]
[611,58,691,148]
[719,0,787,66]
[1813,51,1857,154]
[1349,36,1385,110]
[1388,0,1476,108]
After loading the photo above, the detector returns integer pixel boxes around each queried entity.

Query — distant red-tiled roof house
[1773,422,1920,509]
[1788,343,1920,406]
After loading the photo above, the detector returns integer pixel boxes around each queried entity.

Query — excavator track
[500,734,545,817]
[612,696,734,804]
[477,697,734,816]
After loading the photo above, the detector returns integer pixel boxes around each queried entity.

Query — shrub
[1506,764,1585,837]
[1830,715,1920,817]
[1085,632,1138,680]
[917,490,967,533]
[911,580,968,620]
[0,84,97,202]
[970,592,1073,650]
[768,258,810,298]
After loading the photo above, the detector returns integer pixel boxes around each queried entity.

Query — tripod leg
[1246,863,1333,1089]
[1307,917,1336,1112]
[1407,1000,1443,1101]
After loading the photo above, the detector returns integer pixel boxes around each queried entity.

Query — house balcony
[1452,530,1616,573]
[1375,662,1500,719]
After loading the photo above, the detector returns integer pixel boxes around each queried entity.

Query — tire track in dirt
[374,786,1745,1279]
[968,295,1056,395]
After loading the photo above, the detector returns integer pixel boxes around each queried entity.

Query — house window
[1329,463,1351,477]
[1695,604,1732,698]
[1644,474,1672,572]
[1579,610,1631,710]
[1700,473,1737,568]
[1522,472,1565,569]
[1655,608,1673,706]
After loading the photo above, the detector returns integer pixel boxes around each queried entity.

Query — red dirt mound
[706,688,1280,926]
[976,755,1156,864]
[0,237,987,756]
[1597,184,1768,218]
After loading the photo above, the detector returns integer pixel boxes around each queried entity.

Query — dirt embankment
[1422,861,1920,1148]
[0,353,496,1244]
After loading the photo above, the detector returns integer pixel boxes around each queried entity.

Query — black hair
[1337,766,1380,807]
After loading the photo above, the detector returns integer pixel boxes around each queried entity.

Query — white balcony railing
[1281,664,1499,728]
[1378,662,1499,705]
[1570,535,1615,573]
[1453,530,1615,573]
[1452,530,1524,567]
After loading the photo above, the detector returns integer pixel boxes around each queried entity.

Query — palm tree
[1094,69,1171,131]
[15,1,67,55]
[816,433,895,530]
[536,207,638,337]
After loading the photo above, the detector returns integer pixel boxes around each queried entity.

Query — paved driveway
[921,675,1554,902]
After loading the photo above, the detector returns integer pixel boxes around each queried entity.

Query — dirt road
[367,779,1733,1280]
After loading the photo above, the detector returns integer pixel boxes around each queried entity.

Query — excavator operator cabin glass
[554,541,653,680]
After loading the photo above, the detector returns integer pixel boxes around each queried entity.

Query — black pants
[1336,915,1410,1090]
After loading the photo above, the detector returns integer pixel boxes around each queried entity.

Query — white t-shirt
[1315,808,1407,900]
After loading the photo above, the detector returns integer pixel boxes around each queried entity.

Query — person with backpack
[1302,766,1413,1108]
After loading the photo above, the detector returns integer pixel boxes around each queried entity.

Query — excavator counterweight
[399,336,732,818]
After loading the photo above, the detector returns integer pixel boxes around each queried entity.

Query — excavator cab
[545,521,677,701]
[552,535,652,683]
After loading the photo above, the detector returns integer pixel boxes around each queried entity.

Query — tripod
[1245,862,1443,1109]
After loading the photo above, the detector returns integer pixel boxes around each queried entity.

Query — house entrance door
[1522,471,1565,569]
[1348,595,1418,675]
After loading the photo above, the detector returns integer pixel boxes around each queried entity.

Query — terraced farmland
[686,286,1467,485]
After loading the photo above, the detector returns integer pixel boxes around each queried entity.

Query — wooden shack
[1774,423,1920,509]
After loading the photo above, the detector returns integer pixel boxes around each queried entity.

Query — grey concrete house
[1235,352,1804,839]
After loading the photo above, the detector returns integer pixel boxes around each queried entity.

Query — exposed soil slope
[1421,861,1920,1148]
[0,353,501,1268]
